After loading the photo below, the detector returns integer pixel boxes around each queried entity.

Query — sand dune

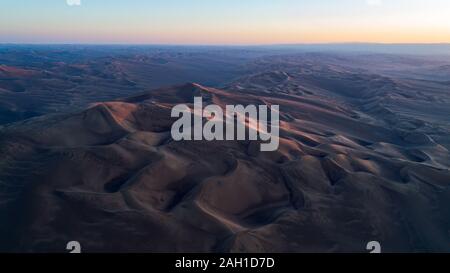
[1,76,449,252]
[1,48,450,252]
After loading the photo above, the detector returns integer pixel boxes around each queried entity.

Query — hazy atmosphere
[1,0,450,256]
[1,0,450,44]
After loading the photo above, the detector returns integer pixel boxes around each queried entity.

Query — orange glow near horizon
[1,0,449,45]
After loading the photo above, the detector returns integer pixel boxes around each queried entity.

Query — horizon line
[2,42,450,47]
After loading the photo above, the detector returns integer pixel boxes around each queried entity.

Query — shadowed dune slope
[0,82,449,253]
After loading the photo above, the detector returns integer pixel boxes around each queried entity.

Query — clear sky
[1,0,449,44]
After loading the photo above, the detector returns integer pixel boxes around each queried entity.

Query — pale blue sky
[1,0,449,44]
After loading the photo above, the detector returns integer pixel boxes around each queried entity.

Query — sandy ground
[1,50,450,252]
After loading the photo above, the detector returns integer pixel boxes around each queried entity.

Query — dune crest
[1,78,450,253]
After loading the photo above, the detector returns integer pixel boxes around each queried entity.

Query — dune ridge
[1,80,449,252]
